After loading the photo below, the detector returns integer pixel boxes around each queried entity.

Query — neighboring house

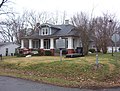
[0,42,19,56]
[21,20,83,55]
[107,47,120,53]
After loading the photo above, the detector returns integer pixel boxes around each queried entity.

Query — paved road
[0,76,120,91]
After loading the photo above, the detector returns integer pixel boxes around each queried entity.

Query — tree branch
[0,0,8,8]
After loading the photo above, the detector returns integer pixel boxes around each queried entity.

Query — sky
[1,0,120,41]
[12,0,120,20]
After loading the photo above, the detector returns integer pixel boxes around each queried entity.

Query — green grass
[0,53,120,88]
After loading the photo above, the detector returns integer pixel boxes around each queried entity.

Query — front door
[44,39,50,49]
[6,48,8,56]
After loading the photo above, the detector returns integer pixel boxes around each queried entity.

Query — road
[0,76,120,91]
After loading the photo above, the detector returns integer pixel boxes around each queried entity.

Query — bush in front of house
[15,51,26,57]
[14,48,25,57]
[62,49,68,55]
[55,49,67,55]
[89,49,95,53]
[16,53,26,57]
[37,50,44,56]
[44,50,52,56]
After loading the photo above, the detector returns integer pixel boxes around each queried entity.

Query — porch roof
[21,34,78,39]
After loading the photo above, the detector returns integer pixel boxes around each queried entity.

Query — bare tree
[0,10,56,43]
[0,0,14,16]
[92,13,118,53]
[0,13,29,43]
[0,0,8,8]
[71,12,91,55]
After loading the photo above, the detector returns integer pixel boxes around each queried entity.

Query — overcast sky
[12,0,120,19]
[1,0,120,41]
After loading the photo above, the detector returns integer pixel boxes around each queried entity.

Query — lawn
[0,53,120,89]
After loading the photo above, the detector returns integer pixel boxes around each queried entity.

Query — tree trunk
[102,45,107,54]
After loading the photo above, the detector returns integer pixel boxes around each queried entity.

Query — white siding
[107,47,120,53]
[0,43,19,56]
[40,27,50,35]
[74,38,82,49]
[39,27,58,35]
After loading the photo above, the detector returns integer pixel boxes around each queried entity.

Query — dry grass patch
[0,53,120,88]
[2,56,75,66]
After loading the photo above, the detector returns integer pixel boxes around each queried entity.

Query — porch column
[67,37,74,54]
[50,38,54,56]
[76,38,80,47]
[40,39,44,55]
[21,40,24,49]
[40,39,44,49]
[29,39,32,49]
[50,38,54,49]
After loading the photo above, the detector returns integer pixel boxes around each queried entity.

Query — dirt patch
[91,64,104,71]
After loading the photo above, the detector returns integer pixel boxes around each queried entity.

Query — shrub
[55,49,67,55]
[38,50,44,56]
[16,53,26,57]
[62,49,67,55]
[44,50,52,56]
[89,49,95,53]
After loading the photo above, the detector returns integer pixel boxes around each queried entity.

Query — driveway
[0,76,120,91]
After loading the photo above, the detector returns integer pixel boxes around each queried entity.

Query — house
[20,20,83,55]
[0,42,19,56]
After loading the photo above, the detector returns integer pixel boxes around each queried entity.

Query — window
[46,29,48,34]
[65,39,68,48]
[73,39,75,49]
[6,48,8,56]
[42,29,45,35]
[33,40,39,48]
[41,28,49,35]
[44,39,50,49]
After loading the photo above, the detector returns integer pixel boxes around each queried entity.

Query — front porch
[21,37,82,56]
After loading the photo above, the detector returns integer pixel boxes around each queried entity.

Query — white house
[107,46,120,53]
[0,42,19,56]
[20,20,83,55]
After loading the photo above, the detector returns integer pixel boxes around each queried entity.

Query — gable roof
[0,42,5,47]
[0,42,19,48]
[40,23,61,30]
[54,24,75,36]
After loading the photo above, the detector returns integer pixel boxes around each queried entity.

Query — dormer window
[41,28,49,35]
[43,32,44,35]
[46,29,48,34]
[43,29,45,35]
[39,23,61,35]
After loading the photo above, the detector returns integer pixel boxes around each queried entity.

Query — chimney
[65,20,69,25]
[36,23,40,28]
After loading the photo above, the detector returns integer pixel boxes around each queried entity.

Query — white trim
[40,39,44,49]
[50,38,54,49]
[67,37,73,49]
[41,27,49,35]
[50,28,51,35]
[21,40,24,49]
[29,39,32,49]
[44,49,50,50]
